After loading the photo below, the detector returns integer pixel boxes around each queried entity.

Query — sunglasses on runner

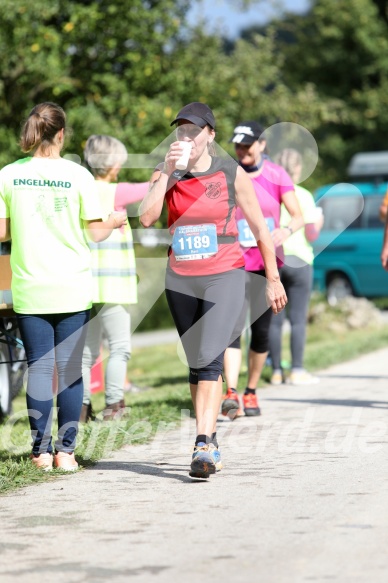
[176,125,205,140]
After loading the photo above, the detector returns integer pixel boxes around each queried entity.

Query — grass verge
[1,298,388,494]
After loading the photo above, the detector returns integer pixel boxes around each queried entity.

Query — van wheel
[0,349,11,422]
[327,275,353,306]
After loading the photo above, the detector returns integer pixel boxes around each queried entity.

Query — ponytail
[20,102,66,154]
[273,148,302,183]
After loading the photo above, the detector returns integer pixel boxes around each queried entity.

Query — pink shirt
[114,182,149,211]
[236,160,294,271]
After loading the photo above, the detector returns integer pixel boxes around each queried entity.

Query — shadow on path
[89,460,208,484]
[319,374,388,380]
[266,398,388,409]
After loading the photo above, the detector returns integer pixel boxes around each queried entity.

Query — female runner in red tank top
[140,102,287,479]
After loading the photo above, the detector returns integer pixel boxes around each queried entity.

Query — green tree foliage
[180,21,343,189]
[271,0,388,183]
[2,0,383,193]
[0,0,191,176]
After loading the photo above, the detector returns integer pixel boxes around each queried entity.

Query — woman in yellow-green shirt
[0,102,127,471]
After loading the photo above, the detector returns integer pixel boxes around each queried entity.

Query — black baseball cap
[170,102,216,129]
[229,121,265,144]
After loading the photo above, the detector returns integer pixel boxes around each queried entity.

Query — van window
[361,195,383,229]
[319,196,363,231]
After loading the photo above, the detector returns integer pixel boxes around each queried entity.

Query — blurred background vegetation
[1,0,388,191]
[2,0,388,330]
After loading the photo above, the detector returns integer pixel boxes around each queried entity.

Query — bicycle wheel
[10,334,27,400]
[0,348,11,422]
[0,317,27,401]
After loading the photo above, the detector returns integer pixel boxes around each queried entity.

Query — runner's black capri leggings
[229,269,274,353]
[165,267,246,384]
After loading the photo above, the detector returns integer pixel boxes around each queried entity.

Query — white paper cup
[175,142,192,170]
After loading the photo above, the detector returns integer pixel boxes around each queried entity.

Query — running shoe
[270,371,283,386]
[79,402,95,423]
[243,392,261,416]
[102,400,127,421]
[189,443,222,479]
[124,382,151,393]
[54,451,79,471]
[30,453,53,472]
[221,388,244,419]
[288,370,319,386]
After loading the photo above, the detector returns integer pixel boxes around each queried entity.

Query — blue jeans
[17,310,90,455]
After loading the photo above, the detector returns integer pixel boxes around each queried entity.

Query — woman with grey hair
[84,135,128,179]
[268,148,324,386]
[81,135,149,422]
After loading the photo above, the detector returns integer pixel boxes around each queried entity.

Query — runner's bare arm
[234,167,279,279]
[140,141,189,227]
[0,218,11,241]
[139,166,169,227]
[84,211,127,243]
[381,214,388,270]
[271,190,304,248]
[234,167,287,313]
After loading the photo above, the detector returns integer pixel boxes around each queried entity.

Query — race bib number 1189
[172,224,218,261]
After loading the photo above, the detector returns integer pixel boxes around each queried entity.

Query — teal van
[312,181,388,305]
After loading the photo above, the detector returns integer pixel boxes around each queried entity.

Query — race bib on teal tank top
[172,224,218,260]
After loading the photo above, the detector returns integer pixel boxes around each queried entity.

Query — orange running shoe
[221,388,244,420]
[30,453,53,472]
[243,391,261,416]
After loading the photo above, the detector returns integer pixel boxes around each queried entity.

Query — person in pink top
[222,121,303,418]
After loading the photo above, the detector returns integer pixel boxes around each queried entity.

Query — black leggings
[229,269,273,354]
[165,268,246,384]
[269,260,312,369]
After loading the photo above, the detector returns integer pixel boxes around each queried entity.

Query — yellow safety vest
[89,182,137,305]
